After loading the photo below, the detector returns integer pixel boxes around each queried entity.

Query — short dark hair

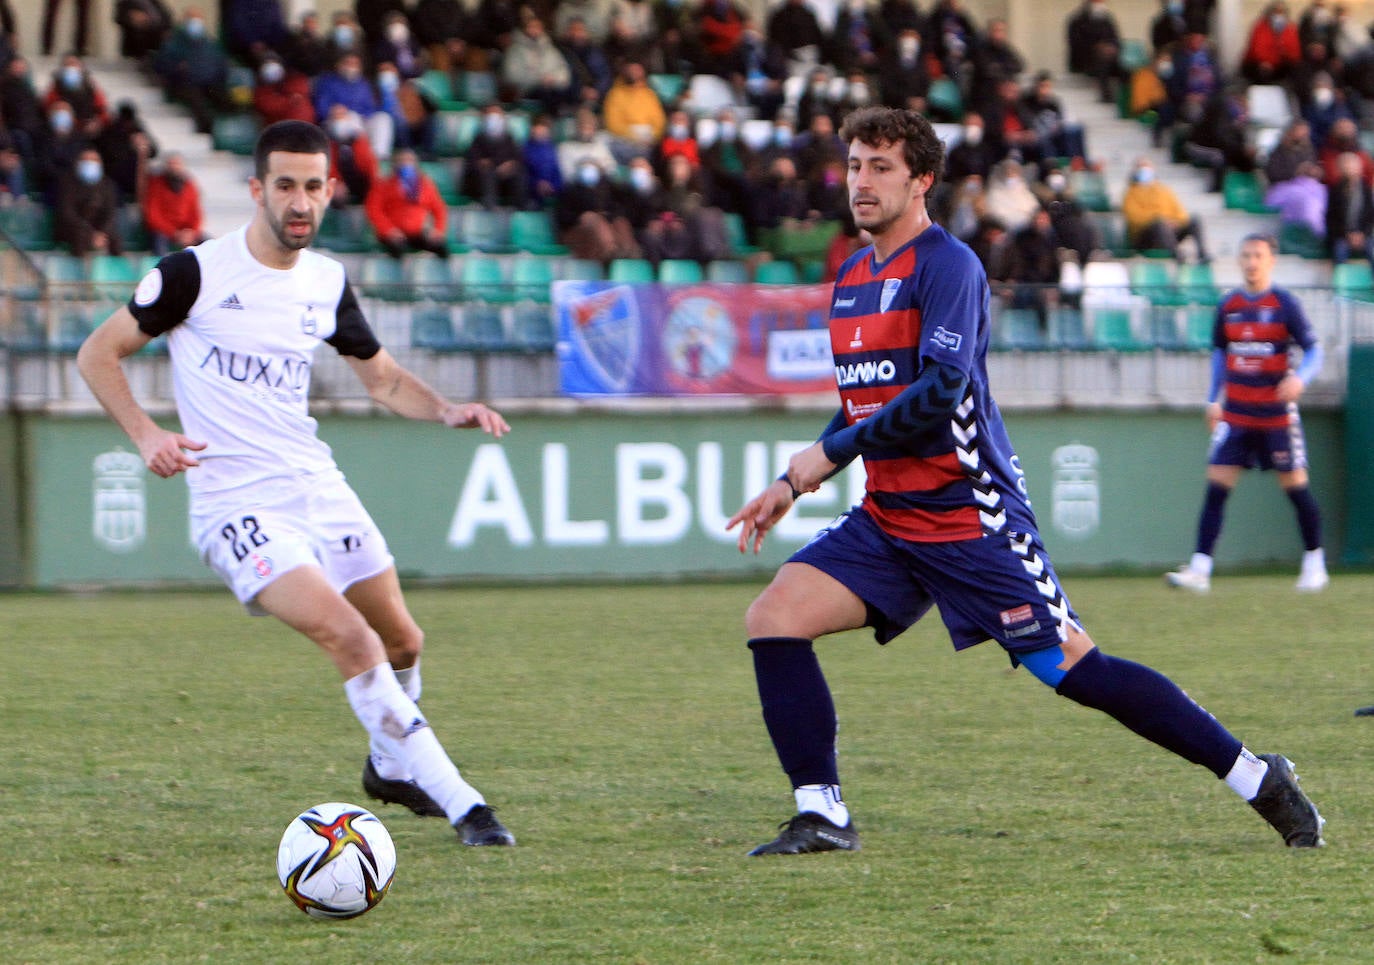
[254,120,329,180]
[838,106,944,184]
[1241,232,1279,254]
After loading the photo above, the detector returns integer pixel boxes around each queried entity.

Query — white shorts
[192,469,395,615]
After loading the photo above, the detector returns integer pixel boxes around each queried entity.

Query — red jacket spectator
[143,170,203,237]
[1242,7,1301,81]
[1318,119,1374,184]
[365,167,447,239]
[253,67,316,125]
[697,0,747,61]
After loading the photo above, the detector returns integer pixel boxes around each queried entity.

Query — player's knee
[383,623,425,664]
[744,586,795,639]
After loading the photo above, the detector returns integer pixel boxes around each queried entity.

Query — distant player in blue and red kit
[727,107,1323,855]
[1166,233,1328,593]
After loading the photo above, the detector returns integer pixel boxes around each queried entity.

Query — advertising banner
[554,280,837,397]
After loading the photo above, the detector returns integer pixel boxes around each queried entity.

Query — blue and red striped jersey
[1212,287,1316,429]
[828,224,1037,542]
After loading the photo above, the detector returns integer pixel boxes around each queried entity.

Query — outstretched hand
[726,479,795,554]
[443,402,510,437]
[137,428,207,478]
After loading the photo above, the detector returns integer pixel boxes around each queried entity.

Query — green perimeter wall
[2,409,1349,589]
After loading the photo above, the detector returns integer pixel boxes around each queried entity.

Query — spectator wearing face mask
[657,109,701,172]
[1166,32,1221,125]
[1242,1,1301,84]
[35,99,90,203]
[57,148,122,256]
[700,106,755,212]
[1265,160,1327,239]
[1325,151,1374,263]
[767,0,826,62]
[2,59,48,164]
[983,160,1041,234]
[602,60,667,162]
[95,101,156,203]
[1130,53,1170,139]
[372,11,425,80]
[44,55,108,138]
[324,105,379,207]
[983,79,1041,166]
[1122,158,1209,261]
[463,104,529,210]
[142,153,206,255]
[639,154,732,263]
[791,110,845,182]
[744,154,812,235]
[325,13,367,67]
[1150,0,1189,53]
[373,62,428,153]
[152,8,231,135]
[1298,0,1337,52]
[1317,116,1374,184]
[355,0,410,48]
[1289,41,1340,110]
[315,52,395,159]
[695,0,750,78]
[1038,168,1101,266]
[554,158,643,262]
[879,29,931,112]
[944,113,995,182]
[831,69,878,120]
[1266,120,1315,183]
[562,17,615,108]
[283,11,334,77]
[557,108,617,182]
[1302,74,1353,153]
[795,67,836,132]
[1184,90,1257,193]
[751,116,797,175]
[253,56,316,126]
[1022,73,1087,163]
[365,148,449,259]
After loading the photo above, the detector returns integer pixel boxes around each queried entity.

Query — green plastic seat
[647,73,686,106]
[459,254,512,302]
[410,305,460,350]
[1129,260,1185,306]
[1069,170,1111,212]
[460,72,498,108]
[754,260,799,285]
[415,70,466,111]
[509,209,567,255]
[1333,261,1374,301]
[1278,221,1326,259]
[723,212,759,255]
[1182,304,1216,348]
[992,308,1046,350]
[705,259,749,283]
[1091,307,1143,350]
[510,255,556,302]
[1048,307,1090,349]
[212,114,260,155]
[658,258,703,284]
[456,302,509,348]
[927,77,963,120]
[459,207,513,253]
[432,111,480,156]
[511,301,556,350]
[608,258,654,283]
[561,257,604,281]
[404,255,455,300]
[420,160,462,205]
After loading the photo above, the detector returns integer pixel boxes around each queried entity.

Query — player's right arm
[76,306,206,477]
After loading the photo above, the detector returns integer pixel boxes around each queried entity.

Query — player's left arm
[331,278,509,435]
[1278,291,1323,403]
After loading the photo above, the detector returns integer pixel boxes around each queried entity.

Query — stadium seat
[212,114,259,155]
[316,206,378,253]
[459,254,512,302]
[1246,85,1294,130]
[1182,304,1215,348]
[1175,262,1218,304]
[410,304,460,350]
[658,258,703,284]
[511,301,556,350]
[4,299,45,352]
[116,205,150,252]
[800,259,825,284]
[432,111,480,156]
[509,209,567,255]
[1048,307,1090,349]
[42,253,86,287]
[460,72,498,108]
[455,302,510,348]
[359,256,407,299]
[1129,260,1185,306]
[1278,221,1326,259]
[458,207,513,253]
[403,255,455,300]
[1333,261,1374,300]
[561,257,605,281]
[421,160,463,205]
[1082,260,1131,293]
[89,254,139,302]
[510,254,556,302]
[1088,306,1143,350]
[723,211,759,255]
[927,78,963,120]
[1222,171,1275,214]
[1069,170,1111,212]
[648,73,686,106]
[415,70,465,111]
[706,259,749,283]
[53,304,100,352]
[754,261,799,285]
[992,308,1046,350]
[684,74,735,116]
[0,201,55,250]
[608,258,655,283]
[1149,306,1186,349]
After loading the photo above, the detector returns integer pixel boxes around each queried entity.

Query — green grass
[5,575,1374,963]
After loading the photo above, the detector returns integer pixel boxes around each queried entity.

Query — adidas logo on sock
[219,293,244,310]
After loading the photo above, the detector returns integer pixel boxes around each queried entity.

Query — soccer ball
[276,802,396,919]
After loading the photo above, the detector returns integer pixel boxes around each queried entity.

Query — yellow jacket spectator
[602,61,665,159]
[1122,159,1209,260]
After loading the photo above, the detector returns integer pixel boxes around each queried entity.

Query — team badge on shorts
[249,553,273,578]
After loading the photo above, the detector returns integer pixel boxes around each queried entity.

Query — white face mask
[578,164,601,186]
[670,124,689,140]
[378,71,399,92]
[719,122,737,141]
[387,23,409,44]
[629,167,654,192]
[1047,172,1067,192]
[484,115,505,136]
[1313,87,1334,108]
[260,61,285,83]
[1134,167,1155,183]
[963,125,983,145]
[76,158,102,183]
[849,83,870,104]
[899,38,920,58]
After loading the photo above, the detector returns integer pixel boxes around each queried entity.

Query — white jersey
[128,226,382,494]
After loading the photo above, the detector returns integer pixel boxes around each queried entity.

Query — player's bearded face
[848,141,921,235]
[258,151,331,251]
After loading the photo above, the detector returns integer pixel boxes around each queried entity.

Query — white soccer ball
[276,802,396,919]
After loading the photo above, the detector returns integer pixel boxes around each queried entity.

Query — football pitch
[6,575,1373,964]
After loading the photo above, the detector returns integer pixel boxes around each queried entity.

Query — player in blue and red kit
[1166,233,1328,593]
[727,108,1323,855]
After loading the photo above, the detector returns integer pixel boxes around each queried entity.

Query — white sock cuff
[1224,747,1269,801]
[393,658,422,703]
[345,662,410,716]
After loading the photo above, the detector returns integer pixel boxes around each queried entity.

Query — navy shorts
[1207,412,1308,472]
[788,507,1079,654]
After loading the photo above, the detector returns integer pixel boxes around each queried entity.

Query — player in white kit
[76,120,516,847]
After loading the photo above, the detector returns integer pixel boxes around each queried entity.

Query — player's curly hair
[253,120,330,180]
[838,107,945,184]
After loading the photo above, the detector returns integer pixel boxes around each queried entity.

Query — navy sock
[1195,482,1230,556]
[1285,486,1323,551]
[748,637,839,787]
[1055,648,1243,778]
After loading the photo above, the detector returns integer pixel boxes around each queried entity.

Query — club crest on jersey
[879,278,901,313]
[133,268,163,307]
[300,304,318,336]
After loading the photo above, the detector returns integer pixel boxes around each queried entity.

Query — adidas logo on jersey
[219,293,245,310]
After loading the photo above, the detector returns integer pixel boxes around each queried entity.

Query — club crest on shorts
[250,553,274,578]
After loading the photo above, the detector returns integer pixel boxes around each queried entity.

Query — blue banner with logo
[553,280,838,397]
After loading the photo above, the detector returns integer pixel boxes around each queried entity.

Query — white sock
[1302,548,1326,570]
[1224,747,1269,801]
[346,662,484,823]
[1190,552,1213,577]
[794,784,850,827]
[371,660,423,780]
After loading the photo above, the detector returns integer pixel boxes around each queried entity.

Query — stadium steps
[36,56,252,240]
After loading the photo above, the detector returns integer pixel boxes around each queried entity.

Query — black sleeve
[325,278,383,359]
[128,249,200,336]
